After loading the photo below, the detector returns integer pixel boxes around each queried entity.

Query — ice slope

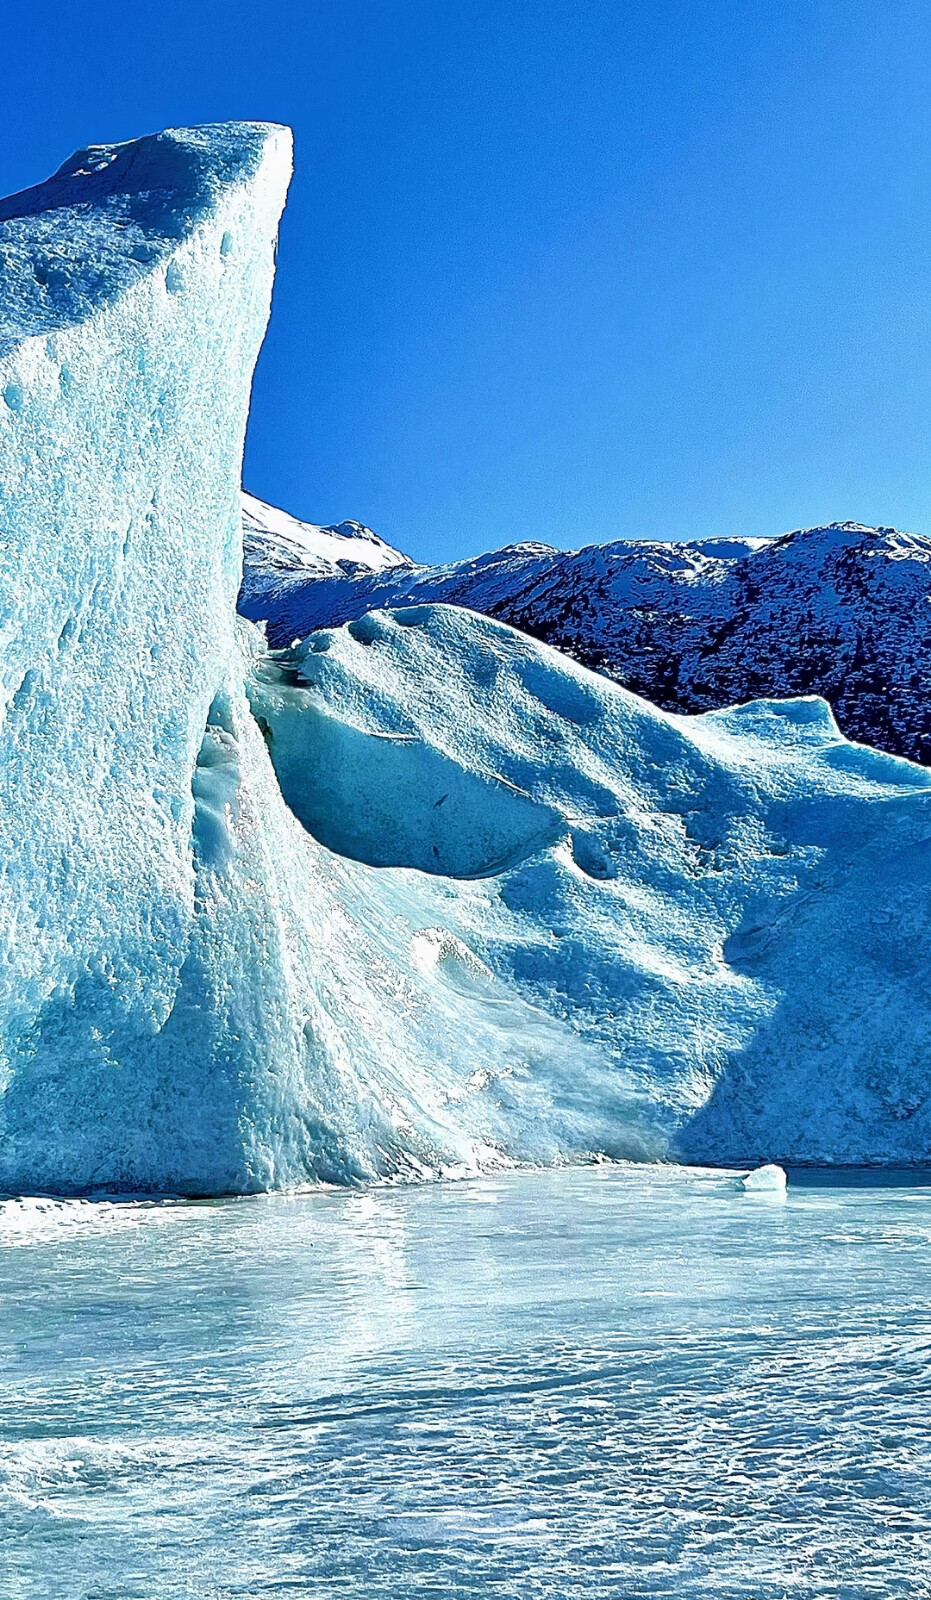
[243,517,931,766]
[247,603,931,1168]
[239,492,410,621]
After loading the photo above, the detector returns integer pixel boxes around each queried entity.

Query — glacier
[246,603,931,1169]
[2,122,931,1195]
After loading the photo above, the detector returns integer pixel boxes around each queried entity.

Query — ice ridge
[0,123,294,1191]
[247,603,931,1169]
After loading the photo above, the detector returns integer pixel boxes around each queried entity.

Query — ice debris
[738,1164,788,1195]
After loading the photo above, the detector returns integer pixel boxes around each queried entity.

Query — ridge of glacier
[2,124,931,1195]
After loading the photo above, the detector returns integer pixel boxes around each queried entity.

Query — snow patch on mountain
[239,492,411,624]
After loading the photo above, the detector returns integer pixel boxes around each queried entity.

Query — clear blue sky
[3,2,931,562]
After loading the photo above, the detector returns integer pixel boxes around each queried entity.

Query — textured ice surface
[3,125,931,1194]
[0,123,295,1192]
[248,603,931,1169]
[2,1164,930,1599]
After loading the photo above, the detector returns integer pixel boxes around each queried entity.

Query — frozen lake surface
[2,1163,930,1598]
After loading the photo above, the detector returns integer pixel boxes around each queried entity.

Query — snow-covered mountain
[239,492,410,638]
[243,518,931,765]
[240,492,410,616]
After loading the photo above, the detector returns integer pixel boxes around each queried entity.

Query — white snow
[239,492,411,623]
[241,491,410,577]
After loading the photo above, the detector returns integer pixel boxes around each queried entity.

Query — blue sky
[3,2,931,562]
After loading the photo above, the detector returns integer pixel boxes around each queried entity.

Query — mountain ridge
[240,499,931,765]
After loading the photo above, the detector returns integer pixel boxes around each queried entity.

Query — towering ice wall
[0,125,295,1189]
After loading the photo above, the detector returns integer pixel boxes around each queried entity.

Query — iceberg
[0,123,293,1191]
[2,122,931,1195]
[738,1163,788,1195]
[0,123,654,1192]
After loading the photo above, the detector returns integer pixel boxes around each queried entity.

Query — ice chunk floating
[738,1163,788,1195]
[2,124,931,1194]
